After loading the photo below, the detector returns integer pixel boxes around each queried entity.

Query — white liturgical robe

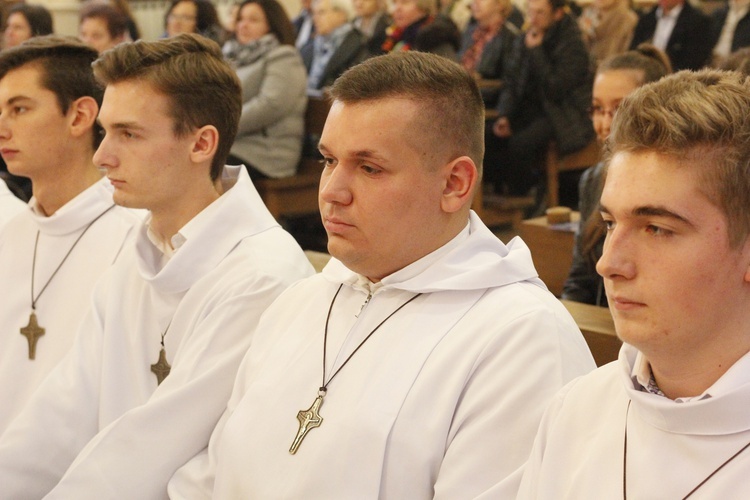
[0,178,25,229]
[0,166,314,499]
[518,343,750,498]
[0,177,139,434]
[169,212,596,499]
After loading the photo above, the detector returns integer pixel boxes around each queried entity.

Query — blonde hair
[607,69,750,247]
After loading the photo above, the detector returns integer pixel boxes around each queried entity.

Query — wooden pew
[545,139,601,208]
[518,213,579,297]
[561,299,620,367]
[254,95,331,221]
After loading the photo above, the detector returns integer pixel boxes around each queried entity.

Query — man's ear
[68,96,99,139]
[190,125,219,165]
[440,156,478,214]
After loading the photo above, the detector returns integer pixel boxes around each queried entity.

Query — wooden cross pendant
[20,312,45,360]
[150,347,171,385]
[289,395,324,454]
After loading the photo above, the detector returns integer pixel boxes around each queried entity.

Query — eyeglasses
[589,104,620,120]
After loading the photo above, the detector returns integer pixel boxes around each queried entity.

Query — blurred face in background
[658,0,683,14]
[79,16,123,54]
[526,0,561,35]
[235,2,270,44]
[354,0,381,18]
[166,0,198,37]
[471,0,505,28]
[590,69,642,143]
[391,0,426,29]
[313,0,348,36]
[3,12,32,49]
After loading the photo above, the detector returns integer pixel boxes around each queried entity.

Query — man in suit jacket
[302,0,367,91]
[710,0,750,60]
[630,0,712,71]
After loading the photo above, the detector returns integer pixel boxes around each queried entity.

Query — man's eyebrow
[316,143,383,160]
[600,203,694,227]
[97,120,145,131]
[6,95,32,105]
[352,149,383,160]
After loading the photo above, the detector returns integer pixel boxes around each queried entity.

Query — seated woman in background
[353,0,390,56]
[383,0,460,60]
[578,0,637,67]
[459,0,518,105]
[3,4,53,49]
[224,0,307,179]
[562,44,671,306]
[164,0,228,45]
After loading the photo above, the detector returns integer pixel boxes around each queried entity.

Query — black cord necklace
[20,204,116,360]
[288,283,422,454]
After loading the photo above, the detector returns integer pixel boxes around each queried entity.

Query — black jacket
[496,14,594,155]
[301,29,368,89]
[630,2,713,71]
[459,20,519,79]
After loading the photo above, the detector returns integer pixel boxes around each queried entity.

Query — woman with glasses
[164,0,227,45]
[562,44,671,306]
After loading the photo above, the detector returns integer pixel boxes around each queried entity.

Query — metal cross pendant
[150,347,171,385]
[289,394,325,454]
[20,311,45,360]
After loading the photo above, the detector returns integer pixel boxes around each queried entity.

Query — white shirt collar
[145,213,187,260]
[656,3,683,20]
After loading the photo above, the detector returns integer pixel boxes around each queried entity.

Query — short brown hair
[598,43,671,84]
[607,69,750,247]
[92,33,242,180]
[0,35,102,147]
[329,51,484,175]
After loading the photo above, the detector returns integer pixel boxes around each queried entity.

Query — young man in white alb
[0,34,314,498]
[519,69,750,498]
[169,51,595,499]
[0,36,140,435]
